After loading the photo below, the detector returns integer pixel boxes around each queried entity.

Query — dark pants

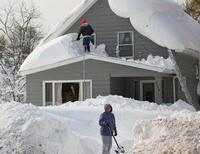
[83,36,91,52]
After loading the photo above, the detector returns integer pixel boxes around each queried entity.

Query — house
[19,0,200,109]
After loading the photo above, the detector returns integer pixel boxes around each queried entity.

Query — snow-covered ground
[0,95,198,154]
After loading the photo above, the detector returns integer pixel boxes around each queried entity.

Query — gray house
[20,0,200,109]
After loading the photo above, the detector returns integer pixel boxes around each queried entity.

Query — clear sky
[0,0,185,32]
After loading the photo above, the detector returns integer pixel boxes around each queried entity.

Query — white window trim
[117,31,134,46]
[140,80,156,101]
[117,31,134,58]
[42,80,92,106]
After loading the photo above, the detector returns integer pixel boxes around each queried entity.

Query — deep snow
[20,33,174,73]
[108,0,200,54]
[0,95,197,154]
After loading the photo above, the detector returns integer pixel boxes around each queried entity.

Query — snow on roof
[19,33,174,75]
[40,0,200,55]
[38,0,98,46]
[108,0,200,54]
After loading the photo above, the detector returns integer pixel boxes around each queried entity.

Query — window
[117,31,134,57]
[43,80,92,106]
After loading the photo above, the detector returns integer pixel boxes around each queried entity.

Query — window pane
[45,83,52,106]
[119,32,132,45]
[83,81,91,100]
[119,45,133,57]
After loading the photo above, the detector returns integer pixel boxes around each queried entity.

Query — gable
[66,0,168,59]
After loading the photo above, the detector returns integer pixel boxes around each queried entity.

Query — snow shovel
[108,126,125,154]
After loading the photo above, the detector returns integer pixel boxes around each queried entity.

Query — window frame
[117,31,134,46]
[117,31,134,57]
[42,80,92,106]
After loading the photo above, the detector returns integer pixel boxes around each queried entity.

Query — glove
[113,128,117,136]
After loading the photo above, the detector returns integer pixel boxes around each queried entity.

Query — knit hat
[104,104,113,112]
[80,18,87,25]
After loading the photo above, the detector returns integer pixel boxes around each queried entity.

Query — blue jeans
[83,36,91,52]
[102,136,112,154]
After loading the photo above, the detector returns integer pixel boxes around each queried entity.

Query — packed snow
[19,33,107,73]
[20,33,174,73]
[108,0,200,54]
[0,95,198,154]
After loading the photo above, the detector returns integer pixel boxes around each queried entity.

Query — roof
[19,54,175,76]
[39,0,200,54]
[38,0,98,46]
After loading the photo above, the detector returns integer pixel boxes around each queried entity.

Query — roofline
[19,54,175,76]
[38,0,98,46]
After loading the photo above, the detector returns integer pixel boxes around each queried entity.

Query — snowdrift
[108,0,200,54]
[131,112,200,154]
[19,33,107,72]
[0,95,197,154]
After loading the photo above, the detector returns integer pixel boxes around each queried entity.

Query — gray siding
[26,60,171,106]
[66,0,168,59]
[174,52,200,109]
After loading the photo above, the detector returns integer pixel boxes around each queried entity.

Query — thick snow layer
[20,33,174,74]
[131,113,200,154]
[0,95,196,154]
[126,54,174,70]
[108,0,200,53]
[20,33,107,72]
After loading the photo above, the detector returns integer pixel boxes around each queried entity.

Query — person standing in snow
[76,18,94,52]
[99,104,117,154]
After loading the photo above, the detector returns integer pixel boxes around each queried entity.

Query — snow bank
[0,95,196,154]
[127,54,174,70]
[19,33,107,72]
[131,112,200,154]
[108,0,200,54]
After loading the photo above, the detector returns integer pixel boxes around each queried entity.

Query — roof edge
[19,54,175,76]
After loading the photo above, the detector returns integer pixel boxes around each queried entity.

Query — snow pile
[127,54,174,70]
[108,0,200,54]
[19,33,107,72]
[0,102,100,154]
[0,95,197,154]
[131,112,200,154]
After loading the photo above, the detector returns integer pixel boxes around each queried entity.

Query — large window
[43,80,92,106]
[117,31,134,57]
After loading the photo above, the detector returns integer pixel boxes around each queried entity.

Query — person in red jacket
[77,18,94,52]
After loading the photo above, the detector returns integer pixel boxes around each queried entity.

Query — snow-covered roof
[19,33,174,75]
[40,0,200,54]
[20,54,175,76]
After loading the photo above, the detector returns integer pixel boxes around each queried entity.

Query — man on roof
[77,18,94,52]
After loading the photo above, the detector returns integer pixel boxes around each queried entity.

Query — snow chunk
[127,54,174,70]
[132,113,200,154]
[108,0,200,53]
[19,33,107,72]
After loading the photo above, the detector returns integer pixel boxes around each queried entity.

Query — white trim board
[19,54,175,76]
[42,80,92,106]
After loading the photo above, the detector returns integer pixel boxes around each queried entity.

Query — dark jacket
[77,23,94,40]
[99,111,117,136]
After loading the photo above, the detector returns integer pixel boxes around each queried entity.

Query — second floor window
[117,31,134,57]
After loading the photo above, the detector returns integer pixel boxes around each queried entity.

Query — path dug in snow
[0,95,198,154]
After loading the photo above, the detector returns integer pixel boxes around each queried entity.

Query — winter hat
[80,18,87,25]
[104,104,112,113]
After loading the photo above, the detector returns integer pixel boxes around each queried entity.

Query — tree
[0,1,43,102]
[185,0,200,23]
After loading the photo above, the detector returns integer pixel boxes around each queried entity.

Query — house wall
[66,0,168,59]
[26,60,171,106]
[173,52,200,109]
